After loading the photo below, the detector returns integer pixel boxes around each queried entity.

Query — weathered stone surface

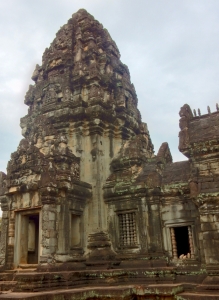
[0,7,219,300]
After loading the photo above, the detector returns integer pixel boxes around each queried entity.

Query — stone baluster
[188,226,195,259]
[132,213,137,245]
[170,228,178,259]
[126,214,130,245]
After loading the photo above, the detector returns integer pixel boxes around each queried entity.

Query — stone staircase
[0,267,217,299]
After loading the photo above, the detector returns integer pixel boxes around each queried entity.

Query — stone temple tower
[1,8,219,299]
[0,9,154,268]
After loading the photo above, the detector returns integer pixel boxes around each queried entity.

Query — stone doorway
[174,226,190,257]
[14,210,41,268]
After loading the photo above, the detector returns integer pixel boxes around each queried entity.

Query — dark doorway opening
[27,214,39,264]
[174,226,190,257]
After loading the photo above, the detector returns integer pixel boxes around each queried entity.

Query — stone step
[0,281,17,292]
[16,269,37,273]
[0,273,14,282]
[18,264,38,269]
[177,292,219,300]
[0,284,184,299]
[196,284,219,291]
[181,283,198,290]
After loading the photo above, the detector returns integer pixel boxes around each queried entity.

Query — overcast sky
[1,0,219,173]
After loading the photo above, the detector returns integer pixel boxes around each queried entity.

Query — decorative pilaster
[147,198,164,255]
[39,204,57,265]
[0,196,9,267]
[7,210,15,268]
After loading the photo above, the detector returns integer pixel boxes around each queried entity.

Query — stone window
[118,212,137,247]
[70,214,81,248]
[170,226,194,259]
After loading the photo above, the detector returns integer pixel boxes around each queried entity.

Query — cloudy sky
[1,0,219,173]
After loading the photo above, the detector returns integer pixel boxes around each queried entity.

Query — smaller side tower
[179,104,219,268]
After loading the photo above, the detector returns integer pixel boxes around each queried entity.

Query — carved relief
[89,84,104,100]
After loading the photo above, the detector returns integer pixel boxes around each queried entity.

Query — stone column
[147,197,164,255]
[89,133,107,232]
[39,203,57,265]
[56,202,69,260]
[0,196,9,267]
[85,134,116,262]
[7,209,15,268]
[199,210,219,265]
